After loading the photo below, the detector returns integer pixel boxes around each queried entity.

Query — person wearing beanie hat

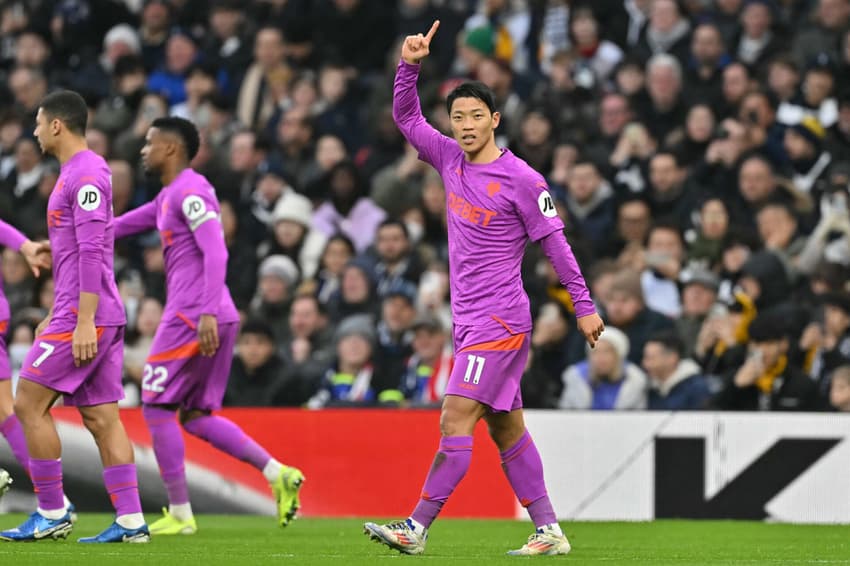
[307,314,387,409]
[251,254,300,343]
[715,309,819,410]
[559,326,648,410]
[783,114,832,193]
[268,191,327,279]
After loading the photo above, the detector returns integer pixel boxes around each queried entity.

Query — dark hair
[39,90,88,135]
[151,116,200,160]
[446,81,497,115]
[240,318,275,341]
[377,218,409,239]
[292,292,328,316]
[646,330,684,358]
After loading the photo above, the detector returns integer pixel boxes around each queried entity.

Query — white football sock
[263,459,283,483]
[169,502,194,522]
[38,507,67,520]
[116,513,146,530]
[407,517,426,535]
[539,523,564,536]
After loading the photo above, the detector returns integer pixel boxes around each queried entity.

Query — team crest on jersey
[77,185,101,211]
[538,190,557,218]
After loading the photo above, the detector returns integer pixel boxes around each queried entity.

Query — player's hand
[19,239,51,278]
[401,20,439,65]
[198,314,220,357]
[72,320,98,367]
[577,312,605,348]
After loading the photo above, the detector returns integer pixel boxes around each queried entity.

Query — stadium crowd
[0,0,849,412]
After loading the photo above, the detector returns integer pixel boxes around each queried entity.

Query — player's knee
[81,413,110,437]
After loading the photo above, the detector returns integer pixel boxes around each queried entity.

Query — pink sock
[0,414,30,477]
[410,436,473,529]
[500,429,557,527]
[143,405,189,505]
[103,463,143,516]
[182,414,271,470]
[30,458,64,512]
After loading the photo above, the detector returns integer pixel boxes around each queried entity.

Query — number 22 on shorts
[142,364,169,393]
[463,354,485,384]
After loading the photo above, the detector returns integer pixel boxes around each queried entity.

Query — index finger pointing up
[424,20,440,43]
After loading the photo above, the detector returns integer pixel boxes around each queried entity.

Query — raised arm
[393,21,453,169]
[114,201,157,239]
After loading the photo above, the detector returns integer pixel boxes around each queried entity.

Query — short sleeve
[178,189,220,232]
[513,174,564,242]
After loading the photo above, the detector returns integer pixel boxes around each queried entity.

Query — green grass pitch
[0,514,847,565]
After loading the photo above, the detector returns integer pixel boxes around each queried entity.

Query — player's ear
[491,111,501,129]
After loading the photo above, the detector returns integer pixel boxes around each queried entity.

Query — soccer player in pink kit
[114,117,304,535]
[364,22,605,556]
[0,90,149,543]
[0,223,50,492]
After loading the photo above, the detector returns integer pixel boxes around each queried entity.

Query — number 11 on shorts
[463,354,485,384]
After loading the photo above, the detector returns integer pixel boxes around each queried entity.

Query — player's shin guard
[143,405,189,505]
[30,458,65,514]
[0,415,30,477]
[182,414,272,470]
[410,435,473,529]
[500,429,557,528]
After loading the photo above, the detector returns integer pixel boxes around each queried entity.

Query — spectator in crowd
[791,0,850,68]
[251,254,300,343]
[563,159,615,253]
[643,330,711,410]
[237,26,289,131]
[569,7,623,85]
[634,0,692,65]
[602,269,675,364]
[714,309,819,410]
[225,319,292,407]
[559,326,648,410]
[327,259,379,323]
[676,267,721,357]
[807,292,850,391]
[313,234,356,306]
[829,364,850,411]
[370,219,424,298]
[306,314,390,408]
[734,0,784,72]
[281,294,334,404]
[399,314,453,407]
[687,197,730,268]
[639,222,686,318]
[147,28,200,107]
[267,191,326,280]
[139,0,171,71]
[375,281,417,383]
[685,22,728,108]
[312,161,387,253]
[636,54,687,145]
[783,115,832,194]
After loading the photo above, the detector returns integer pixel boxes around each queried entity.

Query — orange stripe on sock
[106,481,137,489]
[458,333,525,354]
[500,436,533,464]
[0,320,8,333]
[148,341,200,362]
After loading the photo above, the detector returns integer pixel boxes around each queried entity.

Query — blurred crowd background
[0,0,849,412]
